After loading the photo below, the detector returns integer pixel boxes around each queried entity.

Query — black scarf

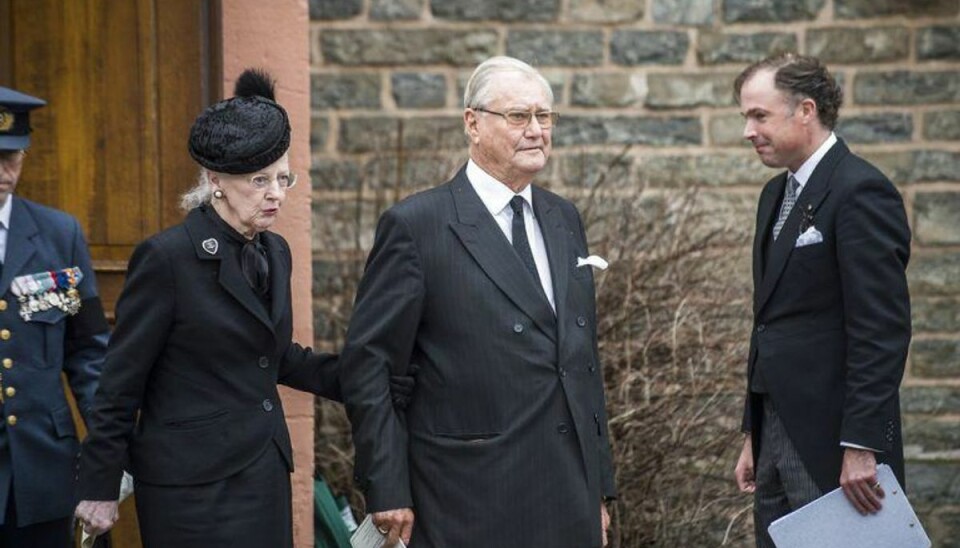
[201,205,270,298]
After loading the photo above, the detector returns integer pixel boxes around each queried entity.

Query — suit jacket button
[576,316,586,327]
[557,423,569,434]
[262,399,274,412]
[0,329,10,340]
[513,323,523,334]
[258,356,269,368]
[588,363,596,374]
[757,324,766,333]
[559,368,567,378]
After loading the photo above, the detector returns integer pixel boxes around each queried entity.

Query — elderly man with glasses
[340,56,617,548]
[0,86,109,547]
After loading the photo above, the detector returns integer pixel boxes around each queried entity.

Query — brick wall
[309,0,960,544]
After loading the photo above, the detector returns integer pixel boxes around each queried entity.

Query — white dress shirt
[787,132,837,197]
[466,159,556,312]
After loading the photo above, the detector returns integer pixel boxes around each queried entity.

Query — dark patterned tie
[510,196,541,285]
[773,176,800,241]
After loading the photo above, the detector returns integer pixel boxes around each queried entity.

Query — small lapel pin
[576,255,609,270]
[202,238,219,255]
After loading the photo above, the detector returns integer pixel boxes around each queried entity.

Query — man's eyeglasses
[474,108,559,129]
[249,172,297,190]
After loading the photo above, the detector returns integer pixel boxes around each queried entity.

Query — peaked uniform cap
[0,86,47,151]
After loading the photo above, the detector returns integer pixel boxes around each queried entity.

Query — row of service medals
[9,267,84,322]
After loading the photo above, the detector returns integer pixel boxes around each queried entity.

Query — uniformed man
[0,86,109,546]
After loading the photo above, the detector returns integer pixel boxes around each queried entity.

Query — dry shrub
[576,151,755,546]
[313,145,756,546]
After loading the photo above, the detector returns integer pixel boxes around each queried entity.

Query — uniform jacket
[0,197,107,526]
[79,206,339,500]
[341,167,617,548]
[742,139,911,492]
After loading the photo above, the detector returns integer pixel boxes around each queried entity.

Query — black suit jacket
[742,139,911,492]
[341,166,616,548]
[79,206,339,500]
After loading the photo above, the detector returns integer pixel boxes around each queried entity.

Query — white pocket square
[576,255,609,270]
[795,226,823,248]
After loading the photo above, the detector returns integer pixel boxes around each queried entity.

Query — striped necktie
[773,176,800,241]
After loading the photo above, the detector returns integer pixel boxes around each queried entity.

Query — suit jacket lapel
[0,198,39,296]
[447,169,557,343]
[184,208,274,333]
[753,174,783,297]
[754,140,845,315]
[532,187,568,321]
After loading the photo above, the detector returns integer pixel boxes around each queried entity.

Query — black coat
[341,167,617,548]
[79,206,338,498]
[742,139,911,492]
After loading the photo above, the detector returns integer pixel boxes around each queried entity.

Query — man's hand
[600,503,611,546]
[734,435,756,493]
[840,448,883,515]
[372,507,414,547]
[74,500,120,536]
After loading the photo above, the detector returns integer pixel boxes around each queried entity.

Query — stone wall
[309,0,960,544]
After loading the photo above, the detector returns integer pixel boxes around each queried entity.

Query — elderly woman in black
[74,70,404,547]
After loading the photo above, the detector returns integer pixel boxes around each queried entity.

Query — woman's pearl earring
[213,189,224,199]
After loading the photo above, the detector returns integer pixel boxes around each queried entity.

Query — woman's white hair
[180,169,214,211]
[463,56,553,109]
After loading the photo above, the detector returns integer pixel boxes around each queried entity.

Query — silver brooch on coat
[202,238,219,255]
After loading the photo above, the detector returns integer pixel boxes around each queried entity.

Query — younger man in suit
[731,54,911,548]
[0,86,109,546]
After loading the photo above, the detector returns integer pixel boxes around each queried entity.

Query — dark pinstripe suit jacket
[341,166,616,548]
[742,139,911,492]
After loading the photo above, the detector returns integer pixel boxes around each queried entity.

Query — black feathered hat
[188,69,291,174]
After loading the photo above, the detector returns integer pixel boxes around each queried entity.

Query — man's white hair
[463,56,553,109]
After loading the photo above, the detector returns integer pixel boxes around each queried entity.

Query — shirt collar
[789,132,837,191]
[0,195,12,230]
[466,159,534,215]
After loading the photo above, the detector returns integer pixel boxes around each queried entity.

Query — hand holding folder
[768,464,930,548]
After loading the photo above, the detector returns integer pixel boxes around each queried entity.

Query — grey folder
[768,464,930,548]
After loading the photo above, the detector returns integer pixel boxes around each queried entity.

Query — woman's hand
[75,500,120,536]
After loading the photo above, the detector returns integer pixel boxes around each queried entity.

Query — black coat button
[262,399,274,412]
[513,323,524,333]
[557,423,569,434]
[559,368,567,378]
[258,356,269,368]
[588,363,596,374]
[757,324,766,333]
[576,316,586,327]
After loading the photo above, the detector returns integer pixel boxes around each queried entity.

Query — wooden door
[0,1,221,546]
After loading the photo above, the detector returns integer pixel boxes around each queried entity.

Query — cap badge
[0,108,13,132]
[202,238,219,255]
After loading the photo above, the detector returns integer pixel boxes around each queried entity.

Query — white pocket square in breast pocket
[576,255,609,270]
[795,226,823,248]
